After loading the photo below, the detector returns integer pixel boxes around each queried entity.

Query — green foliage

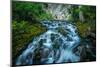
[12,20,47,60]
[39,12,53,20]
[70,5,96,38]
[12,1,53,22]
[71,5,96,22]
[71,6,79,22]
[82,6,96,21]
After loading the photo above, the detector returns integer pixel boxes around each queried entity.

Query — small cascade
[16,20,80,65]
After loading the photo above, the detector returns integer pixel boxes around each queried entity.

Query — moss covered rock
[75,21,96,38]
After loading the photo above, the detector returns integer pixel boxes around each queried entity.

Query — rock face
[15,20,81,65]
[45,4,72,20]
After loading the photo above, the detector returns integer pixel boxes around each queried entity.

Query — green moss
[75,21,96,38]
[12,20,47,60]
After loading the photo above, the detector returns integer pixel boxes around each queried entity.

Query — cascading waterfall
[16,20,81,65]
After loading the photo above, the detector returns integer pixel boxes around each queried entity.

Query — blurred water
[16,20,80,65]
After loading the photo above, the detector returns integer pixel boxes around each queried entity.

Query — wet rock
[53,38,63,49]
[58,27,67,36]
[33,48,42,64]
[51,34,56,42]
[41,48,50,58]
[78,38,96,62]
[38,39,46,47]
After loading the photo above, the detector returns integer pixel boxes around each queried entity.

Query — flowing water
[16,20,80,65]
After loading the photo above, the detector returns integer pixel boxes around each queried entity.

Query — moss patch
[12,20,47,61]
[75,21,96,38]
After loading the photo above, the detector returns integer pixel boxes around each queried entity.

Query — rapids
[16,20,80,65]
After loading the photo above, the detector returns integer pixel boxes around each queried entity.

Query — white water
[16,21,80,65]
